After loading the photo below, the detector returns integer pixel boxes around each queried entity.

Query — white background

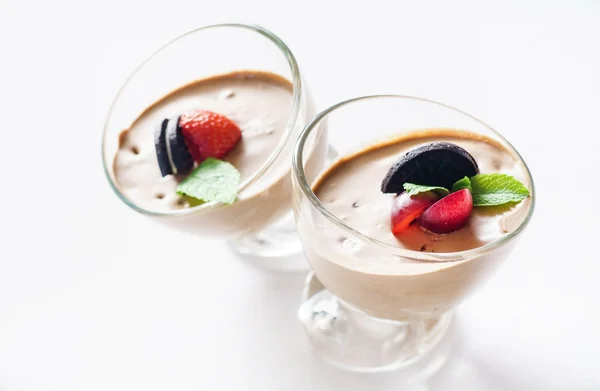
[1,0,599,390]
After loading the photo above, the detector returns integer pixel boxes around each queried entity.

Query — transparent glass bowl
[102,24,323,265]
[292,95,535,372]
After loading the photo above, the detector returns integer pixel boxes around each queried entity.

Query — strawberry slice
[179,110,242,163]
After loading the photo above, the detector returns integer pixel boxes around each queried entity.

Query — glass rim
[292,94,536,262]
[101,23,303,217]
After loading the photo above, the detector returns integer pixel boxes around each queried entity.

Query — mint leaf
[468,173,530,206]
[403,183,449,197]
[452,176,472,192]
[176,158,240,204]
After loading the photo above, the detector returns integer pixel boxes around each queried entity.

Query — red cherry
[390,192,439,235]
[419,189,473,234]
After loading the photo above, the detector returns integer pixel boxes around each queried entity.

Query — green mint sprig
[403,173,530,207]
[452,176,472,192]
[176,158,240,204]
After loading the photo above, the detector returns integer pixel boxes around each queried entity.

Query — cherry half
[419,188,473,234]
[390,192,439,235]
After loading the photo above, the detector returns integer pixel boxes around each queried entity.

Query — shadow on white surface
[233,249,310,275]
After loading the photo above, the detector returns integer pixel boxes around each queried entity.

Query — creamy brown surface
[113,71,293,212]
[296,129,532,320]
[314,129,531,255]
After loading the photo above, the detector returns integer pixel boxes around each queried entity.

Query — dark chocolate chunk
[381,142,479,194]
[154,118,172,177]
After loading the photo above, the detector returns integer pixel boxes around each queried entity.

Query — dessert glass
[102,24,323,268]
[291,95,535,372]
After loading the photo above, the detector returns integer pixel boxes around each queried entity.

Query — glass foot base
[299,272,453,373]
[226,146,340,272]
[227,212,307,272]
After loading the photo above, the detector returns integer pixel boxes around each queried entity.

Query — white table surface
[1,0,599,390]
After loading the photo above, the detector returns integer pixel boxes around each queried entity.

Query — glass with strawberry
[291,95,534,372]
[102,24,327,269]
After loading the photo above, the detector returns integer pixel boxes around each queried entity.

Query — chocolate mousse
[314,129,531,253]
[113,70,294,212]
[300,128,532,321]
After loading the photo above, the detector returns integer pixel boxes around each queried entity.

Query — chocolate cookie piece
[154,116,194,177]
[381,142,479,194]
[154,118,172,177]
[165,116,193,175]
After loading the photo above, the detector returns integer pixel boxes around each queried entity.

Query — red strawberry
[179,110,242,163]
